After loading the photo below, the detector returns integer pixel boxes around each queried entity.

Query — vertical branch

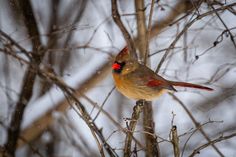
[124,101,144,157]
[135,0,160,156]
[145,0,155,64]
[143,101,160,157]
[111,0,137,59]
[135,0,147,61]
[5,0,44,156]
[15,0,41,50]
[171,126,180,157]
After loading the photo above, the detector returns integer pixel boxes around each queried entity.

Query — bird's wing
[129,64,176,91]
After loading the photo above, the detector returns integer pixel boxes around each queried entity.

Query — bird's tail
[170,81,213,91]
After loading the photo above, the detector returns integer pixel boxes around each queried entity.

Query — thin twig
[93,86,115,121]
[0,29,32,59]
[209,3,236,49]
[72,103,106,157]
[189,132,236,157]
[181,120,223,157]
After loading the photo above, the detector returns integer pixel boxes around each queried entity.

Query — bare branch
[4,0,43,156]
[208,2,236,49]
[171,126,180,157]
[145,0,155,63]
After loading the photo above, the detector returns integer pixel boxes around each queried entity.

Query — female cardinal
[112,47,213,100]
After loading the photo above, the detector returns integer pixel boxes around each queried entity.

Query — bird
[112,46,213,100]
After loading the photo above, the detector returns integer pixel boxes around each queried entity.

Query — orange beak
[112,63,121,70]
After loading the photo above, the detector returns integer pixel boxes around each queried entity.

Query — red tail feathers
[170,81,213,91]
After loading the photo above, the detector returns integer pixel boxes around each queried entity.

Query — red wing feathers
[146,79,177,91]
[146,79,164,87]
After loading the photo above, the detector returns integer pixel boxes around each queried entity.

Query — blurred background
[0,0,236,157]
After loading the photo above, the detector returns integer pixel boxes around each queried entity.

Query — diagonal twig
[189,132,236,157]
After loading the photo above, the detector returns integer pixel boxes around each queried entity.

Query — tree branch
[124,101,144,157]
[5,0,43,156]
[111,0,137,59]
[171,126,180,157]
